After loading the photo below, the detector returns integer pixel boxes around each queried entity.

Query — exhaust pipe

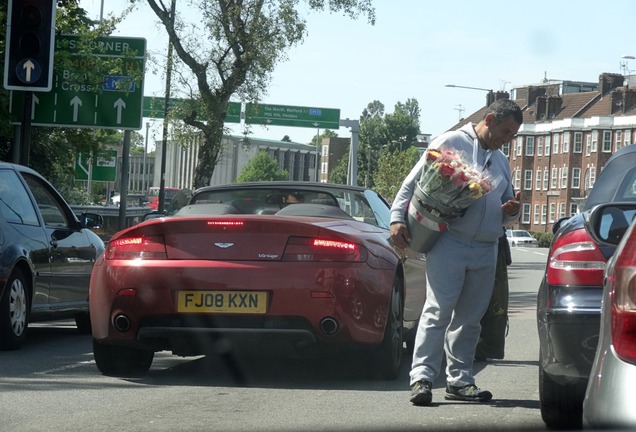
[319,317,339,335]
[113,314,131,332]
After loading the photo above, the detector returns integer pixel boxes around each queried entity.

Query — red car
[89,182,427,378]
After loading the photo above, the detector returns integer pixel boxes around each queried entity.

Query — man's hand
[502,191,521,215]
[390,222,411,249]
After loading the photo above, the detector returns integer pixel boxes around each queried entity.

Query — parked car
[581,204,636,429]
[537,144,636,429]
[0,162,105,350]
[89,182,427,378]
[506,229,538,247]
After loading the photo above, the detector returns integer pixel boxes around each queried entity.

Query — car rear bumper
[584,345,636,428]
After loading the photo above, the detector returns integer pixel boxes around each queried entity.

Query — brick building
[450,72,636,233]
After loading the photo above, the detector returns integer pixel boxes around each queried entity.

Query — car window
[0,169,39,225]
[617,167,636,201]
[23,174,70,228]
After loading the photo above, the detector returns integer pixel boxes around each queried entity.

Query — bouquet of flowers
[407,148,497,253]
[418,148,495,216]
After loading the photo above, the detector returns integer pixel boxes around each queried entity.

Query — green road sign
[75,150,117,181]
[143,97,241,123]
[244,103,340,129]
[10,35,146,130]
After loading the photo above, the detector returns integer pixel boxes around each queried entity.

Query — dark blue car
[0,162,104,350]
[537,144,636,429]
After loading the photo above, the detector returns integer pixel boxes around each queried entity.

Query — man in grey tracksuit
[389,99,522,405]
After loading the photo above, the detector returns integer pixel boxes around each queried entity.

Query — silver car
[583,203,636,429]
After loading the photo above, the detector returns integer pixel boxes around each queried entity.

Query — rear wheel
[539,362,584,429]
[0,268,29,350]
[372,275,404,380]
[93,339,154,377]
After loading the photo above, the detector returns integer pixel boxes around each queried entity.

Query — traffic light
[3,0,57,91]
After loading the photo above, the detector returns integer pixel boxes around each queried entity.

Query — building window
[534,204,540,224]
[570,203,578,216]
[502,142,510,157]
[553,133,560,154]
[515,138,522,158]
[590,165,596,188]
[586,135,591,155]
[591,130,598,152]
[602,130,612,152]
[541,205,547,224]
[525,136,535,156]
[573,132,582,153]
[615,130,622,152]
[543,168,549,190]
[514,169,521,190]
[561,164,568,188]
[551,167,558,189]
[559,202,566,219]
[625,130,631,146]
[535,169,542,190]
[549,202,556,223]
[522,203,531,224]
[562,132,570,153]
[537,136,543,156]
[524,170,533,190]
[545,136,551,156]
[571,167,581,189]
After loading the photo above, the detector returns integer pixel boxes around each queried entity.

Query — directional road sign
[75,150,117,181]
[143,97,241,123]
[10,35,146,130]
[244,103,340,129]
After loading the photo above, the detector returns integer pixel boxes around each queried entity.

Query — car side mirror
[586,203,636,245]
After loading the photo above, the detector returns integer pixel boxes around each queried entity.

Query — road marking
[34,360,95,375]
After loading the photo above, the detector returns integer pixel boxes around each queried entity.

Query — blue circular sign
[15,58,41,83]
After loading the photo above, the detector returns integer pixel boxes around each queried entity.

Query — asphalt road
[0,247,549,432]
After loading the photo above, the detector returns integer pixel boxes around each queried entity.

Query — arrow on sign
[70,96,82,122]
[77,153,90,177]
[31,94,39,120]
[23,60,35,82]
[114,98,126,124]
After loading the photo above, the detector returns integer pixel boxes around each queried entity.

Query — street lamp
[444,84,493,92]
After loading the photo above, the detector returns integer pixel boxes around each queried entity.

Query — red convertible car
[89,182,427,378]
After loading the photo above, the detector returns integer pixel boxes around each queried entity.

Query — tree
[310,129,338,147]
[237,151,288,182]
[374,146,421,202]
[139,0,375,189]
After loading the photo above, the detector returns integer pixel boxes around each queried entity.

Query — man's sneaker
[410,380,433,406]
[444,384,492,402]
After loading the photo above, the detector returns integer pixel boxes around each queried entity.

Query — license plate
[177,290,267,314]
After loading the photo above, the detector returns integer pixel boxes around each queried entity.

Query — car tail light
[546,228,606,286]
[282,236,367,262]
[610,230,636,364]
[106,235,167,260]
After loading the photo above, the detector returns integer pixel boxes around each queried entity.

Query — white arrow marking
[23,60,35,82]
[31,94,39,120]
[312,122,320,127]
[114,98,126,124]
[70,96,82,122]
[77,153,89,176]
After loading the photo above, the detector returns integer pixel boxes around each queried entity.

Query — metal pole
[143,121,149,193]
[158,0,176,212]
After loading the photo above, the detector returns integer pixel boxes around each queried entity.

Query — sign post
[245,103,340,129]
[9,35,146,130]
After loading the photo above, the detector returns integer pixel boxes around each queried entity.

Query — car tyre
[93,339,154,377]
[372,275,404,380]
[0,268,29,350]
[539,362,584,429]
[75,313,92,334]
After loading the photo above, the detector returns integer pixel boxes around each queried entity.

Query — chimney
[599,73,624,96]
[535,95,547,120]
[527,86,547,106]
[546,96,562,119]
[487,91,510,106]
[624,88,636,112]
[611,89,623,114]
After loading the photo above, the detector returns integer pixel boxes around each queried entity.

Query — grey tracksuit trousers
[409,232,497,387]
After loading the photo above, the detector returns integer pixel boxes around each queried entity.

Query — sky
[78,0,636,148]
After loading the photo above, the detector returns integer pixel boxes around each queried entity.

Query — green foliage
[310,129,337,147]
[139,0,374,188]
[237,151,288,182]
[536,231,554,248]
[374,147,421,202]
[328,150,350,185]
